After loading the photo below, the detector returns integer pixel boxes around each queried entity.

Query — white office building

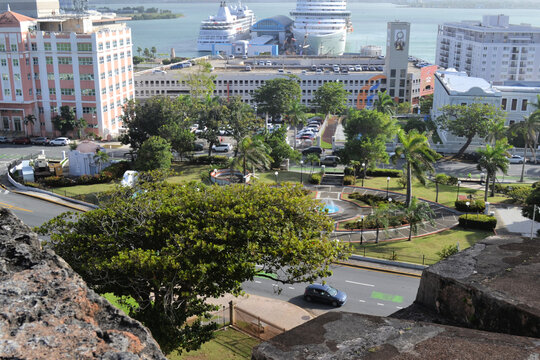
[436,15,540,83]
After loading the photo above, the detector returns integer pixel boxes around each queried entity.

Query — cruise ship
[197,2,256,52]
[290,0,352,56]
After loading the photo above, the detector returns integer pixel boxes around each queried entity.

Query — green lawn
[356,177,509,207]
[168,328,260,360]
[54,182,117,196]
[255,170,303,184]
[167,163,212,184]
[348,227,492,265]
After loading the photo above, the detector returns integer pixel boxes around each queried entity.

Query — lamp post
[360,215,365,245]
[386,176,391,199]
[274,171,278,185]
[361,162,365,187]
[435,178,439,203]
[480,172,485,184]
[456,180,462,201]
[465,201,470,225]
[321,164,325,174]
[300,160,304,184]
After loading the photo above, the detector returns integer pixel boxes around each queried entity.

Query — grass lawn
[54,182,117,196]
[168,328,260,360]
[167,163,211,184]
[356,177,509,207]
[348,227,492,265]
[255,170,302,184]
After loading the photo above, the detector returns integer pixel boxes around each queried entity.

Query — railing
[233,306,286,341]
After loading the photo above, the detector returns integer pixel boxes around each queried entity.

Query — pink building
[0,10,134,138]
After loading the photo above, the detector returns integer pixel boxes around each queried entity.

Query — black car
[302,146,324,156]
[193,142,204,151]
[320,155,340,167]
[304,284,347,307]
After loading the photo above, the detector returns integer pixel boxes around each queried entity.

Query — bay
[91,1,540,62]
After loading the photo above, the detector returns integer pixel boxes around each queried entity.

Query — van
[266,61,272,66]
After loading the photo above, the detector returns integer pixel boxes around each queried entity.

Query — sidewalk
[493,205,540,237]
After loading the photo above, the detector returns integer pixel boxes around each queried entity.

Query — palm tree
[151,46,157,58]
[75,117,87,139]
[402,197,435,241]
[235,136,272,177]
[476,140,511,200]
[137,46,142,56]
[485,119,506,145]
[510,113,540,180]
[368,204,391,243]
[306,153,319,174]
[23,114,36,137]
[526,95,540,164]
[94,150,110,173]
[392,129,440,207]
[285,101,307,148]
[373,90,396,116]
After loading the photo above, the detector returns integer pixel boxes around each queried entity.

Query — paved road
[243,263,420,317]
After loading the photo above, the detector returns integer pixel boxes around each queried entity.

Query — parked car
[193,142,204,151]
[12,137,31,145]
[49,137,70,146]
[302,146,324,156]
[304,283,347,307]
[30,137,49,145]
[508,155,526,164]
[320,155,341,167]
[0,136,8,143]
[212,143,232,152]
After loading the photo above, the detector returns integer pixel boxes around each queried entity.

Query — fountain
[321,199,340,214]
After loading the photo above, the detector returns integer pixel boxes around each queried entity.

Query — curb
[10,189,93,212]
[335,259,423,278]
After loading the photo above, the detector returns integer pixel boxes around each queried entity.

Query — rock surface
[0,209,166,359]
[251,312,540,360]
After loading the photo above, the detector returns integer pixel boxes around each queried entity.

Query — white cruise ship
[290,0,352,56]
[197,1,256,52]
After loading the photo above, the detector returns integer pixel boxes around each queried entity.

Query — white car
[212,143,232,152]
[508,155,526,164]
[49,137,70,146]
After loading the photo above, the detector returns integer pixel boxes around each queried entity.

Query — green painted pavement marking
[255,271,278,280]
[371,291,403,303]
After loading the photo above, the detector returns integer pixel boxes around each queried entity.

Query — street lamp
[386,176,391,199]
[361,162,366,187]
[456,180,462,201]
[274,171,279,185]
[321,164,325,175]
[435,177,439,203]
[465,201,470,225]
[300,160,304,184]
[480,172,485,184]
[360,215,365,245]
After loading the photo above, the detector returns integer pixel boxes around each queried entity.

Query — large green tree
[285,101,307,148]
[419,94,433,115]
[135,136,173,171]
[185,61,216,99]
[52,106,76,136]
[341,136,388,168]
[235,135,272,176]
[225,97,261,156]
[196,96,228,155]
[476,140,511,200]
[312,82,348,115]
[435,103,507,158]
[510,112,540,179]
[253,76,302,120]
[263,126,299,168]
[392,129,440,207]
[373,90,396,115]
[344,108,397,141]
[38,182,348,353]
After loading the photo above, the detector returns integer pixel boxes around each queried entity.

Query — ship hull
[292,28,347,56]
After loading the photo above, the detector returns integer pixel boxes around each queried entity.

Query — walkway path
[312,185,460,242]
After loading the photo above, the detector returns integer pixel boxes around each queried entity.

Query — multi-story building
[0,10,134,138]
[436,15,540,83]
[0,0,60,18]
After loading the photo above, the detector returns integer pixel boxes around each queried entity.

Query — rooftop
[436,69,500,96]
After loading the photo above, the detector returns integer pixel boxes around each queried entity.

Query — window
[14,74,20,81]
[79,57,93,65]
[501,98,507,110]
[59,73,74,80]
[113,54,118,61]
[31,43,37,51]
[57,43,71,51]
[115,83,120,90]
[58,57,72,65]
[10,44,17,51]
[0,59,5,66]
[83,106,96,113]
[106,55,111,62]
[106,42,111,50]
[36,89,41,96]
[114,69,119,76]
[99,57,104,64]
[100,72,105,80]
[119,39,124,46]
[101,87,106,94]
[46,56,53,65]
[33,57,38,65]
[109,85,113,92]
[122,80,126,87]
[522,99,528,111]
[128,78,133,85]
[127,51,131,57]
[77,43,92,51]
[44,43,51,51]
[98,43,103,51]
[81,88,96,96]
[12,59,18,66]
[80,73,94,81]
[120,52,125,59]
[103,104,108,112]
[28,89,32,96]
[61,88,75,96]
[108,70,112,77]
[49,88,56,95]
[34,72,39,80]
[0,44,5,52]
[15,89,22,96]
[511,99,517,111]
[1,74,7,80]
[4,89,10,96]
[25,58,29,65]
[112,40,117,48]
[126,38,131,45]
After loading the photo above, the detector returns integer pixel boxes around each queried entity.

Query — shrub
[41,176,76,187]
[455,199,485,212]
[343,175,355,186]
[344,214,407,230]
[532,181,540,189]
[435,173,458,186]
[522,187,540,221]
[191,155,230,165]
[365,168,402,178]
[397,176,407,189]
[349,193,404,207]
[309,173,321,184]
[458,214,497,230]
[344,167,354,176]
[102,161,131,179]
[507,186,533,205]
[24,181,44,189]
[436,244,459,260]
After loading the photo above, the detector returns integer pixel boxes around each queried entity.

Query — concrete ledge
[349,254,427,271]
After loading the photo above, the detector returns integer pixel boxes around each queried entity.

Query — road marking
[288,286,295,290]
[377,303,384,306]
[359,300,366,303]
[254,281,261,284]
[371,291,404,303]
[272,283,279,287]
[346,280,375,287]
[0,202,32,212]
[3,190,8,194]
[396,306,403,309]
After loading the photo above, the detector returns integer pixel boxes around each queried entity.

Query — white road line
[272,283,279,287]
[345,280,375,287]
[396,306,403,309]
[377,303,385,306]
[3,190,8,194]
[359,300,366,303]
[255,281,261,284]
[288,287,295,290]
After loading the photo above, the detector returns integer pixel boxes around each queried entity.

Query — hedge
[435,173,458,186]
[365,168,402,178]
[458,214,497,230]
[309,173,321,184]
[41,172,114,187]
[102,161,131,179]
[455,199,485,212]
[190,155,230,165]
[343,175,355,185]
[349,192,404,207]
[344,167,354,176]
[344,214,407,230]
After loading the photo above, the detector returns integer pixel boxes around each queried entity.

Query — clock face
[394,29,406,51]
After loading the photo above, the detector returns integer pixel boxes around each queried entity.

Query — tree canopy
[263,127,300,168]
[343,109,397,142]
[253,76,301,119]
[135,136,173,171]
[312,82,348,115]
[52,106,76,136]
[476,140,511,199]
[435,103,506,158]
[38,182,348,353]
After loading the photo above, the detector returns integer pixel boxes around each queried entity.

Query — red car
[12,137,31,145]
